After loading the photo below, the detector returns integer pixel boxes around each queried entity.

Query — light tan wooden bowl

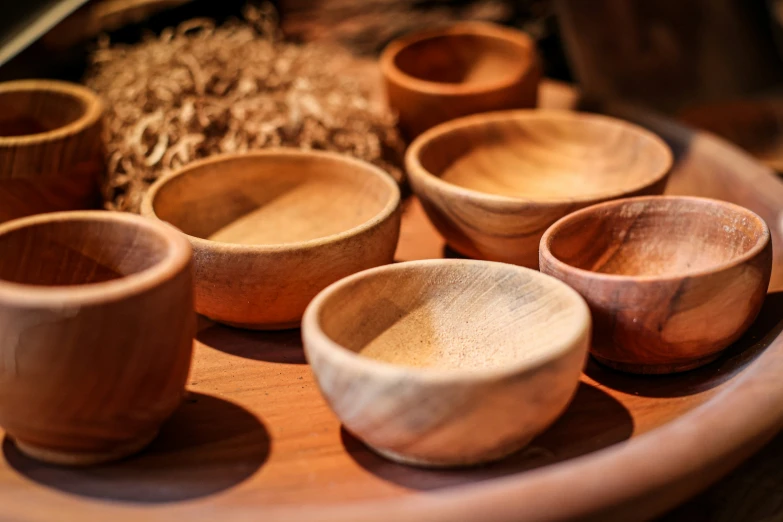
[303,259,590,468]
[141,149,401,330]
[0,80,105,223]
[540,195,772,374]
[406,110,673,268]
[0,210,194,466]
[381,22,540,139]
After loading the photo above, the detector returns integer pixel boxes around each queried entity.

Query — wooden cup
[540,196,773,374]
[141,149,401,330]
[0,211,195,465]
[303,259,590,467]
[0,80,105,223]
[381,22,540,139]
[407,110,673,268]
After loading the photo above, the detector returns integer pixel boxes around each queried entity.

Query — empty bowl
[0,210,194,465]
[540,196,772,374]
[407,110,673,268]
[303,259,590,467]
[141,149,401,329]
[381,22,540,139]
[0,80,105,223]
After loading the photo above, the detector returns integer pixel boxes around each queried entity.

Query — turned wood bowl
[406,110,673,268]
[141,149,401,330]
[0,210,194,465]
[540,195,773,374]
[303,259,590,468]
[0,80,105,224]
[380,22,540,139]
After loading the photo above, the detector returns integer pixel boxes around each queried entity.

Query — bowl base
[592,352,722,375]
[210,318,301,331]
[367,435,534,469]
[13,429,159,466]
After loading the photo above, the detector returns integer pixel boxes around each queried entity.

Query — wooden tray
[2,80,783,521]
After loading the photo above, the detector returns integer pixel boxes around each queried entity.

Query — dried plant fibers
[85,4,404,212]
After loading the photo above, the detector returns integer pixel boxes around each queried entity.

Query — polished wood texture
[303,259,589,467]
[540,196,772,374]
[406,110,673,268]
[141,149,401,330]
[679,98,783,173]
[0,211,194,465]
[1,81,783,520]
[0,80,104,223]
[380,22,540,139]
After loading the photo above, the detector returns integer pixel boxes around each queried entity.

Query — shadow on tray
[3,392,269,503]
[586,292,783,398]
[342,382,633,491]
[197,319,306,364]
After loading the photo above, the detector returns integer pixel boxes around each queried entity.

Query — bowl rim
[539,195,772,282]
[140,148,401,253]
[0,210,192,307]
[380,21,538,96]
[302,258,591,382]
[406,109,674,207]
[0,79,104,146]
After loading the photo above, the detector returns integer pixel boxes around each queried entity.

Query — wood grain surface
[406,110,672,268]
[302,259,590,467]
[0,80,104,224]
[141,150,401,330]
[0,211,194,466]
[0,81,782,521]
[540,196,772,374]
[381,22,540,139]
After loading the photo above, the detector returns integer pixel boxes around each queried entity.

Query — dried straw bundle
[85,4,404,212]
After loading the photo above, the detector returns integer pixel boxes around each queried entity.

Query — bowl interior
[546,198,768,277]
[0,89,86,137]
[317,262,585,370]
[0,218,169,286]
[393,31,530,87]
[415,113,671,201]
[152,154,395,245]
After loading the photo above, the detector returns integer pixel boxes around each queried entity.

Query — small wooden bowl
[381,22,540,139]
[0,210,194,465]
[303,259,590,467]
[141,149,401,330]
[0,80,105,224]
[540,196,772,374]
[407,110,673,268]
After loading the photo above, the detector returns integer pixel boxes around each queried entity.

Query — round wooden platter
[3,80,783,521]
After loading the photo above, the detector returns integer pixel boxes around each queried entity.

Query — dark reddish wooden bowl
[540,195,772,374]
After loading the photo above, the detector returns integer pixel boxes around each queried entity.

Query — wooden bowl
[540,195,772,374]
[406,110,673,268]
[302,259,590,467]
[0,80,105,224]
[0,210,194,465]
[380,22,540,139]
[141,149,401,330]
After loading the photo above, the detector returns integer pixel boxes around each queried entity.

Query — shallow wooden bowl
[141,149,401,330]
[406,110,673,268]
[303,259,590,467]
[0,80,105,224]
[540,195,772,374]
[380,22,540,139]
[0,210,194,465]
